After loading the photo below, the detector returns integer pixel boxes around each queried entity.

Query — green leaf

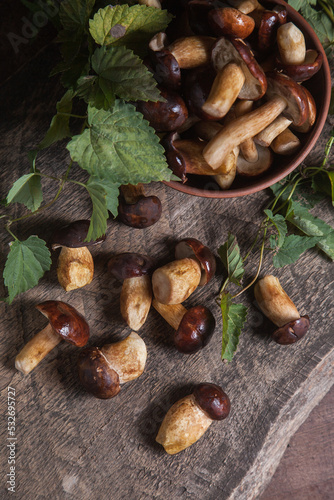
[38,90,74,149]
[67,101,173,186]
[3,236,51,304]
[59,0,96,31]
[264,209,287,247]
[272,234,320,268]
[218,233,245,286]
[87,175,120,217]
[221,292,247,362]
[76,46,163,109]
[286,200,334,260]
[270,179,326,209]
[89,4,172,54]
[85,177,110,242]
[6,173,43,212]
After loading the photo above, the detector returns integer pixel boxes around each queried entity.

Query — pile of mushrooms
[138,0,322,189]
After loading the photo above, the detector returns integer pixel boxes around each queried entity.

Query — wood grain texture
[0,44,333,500]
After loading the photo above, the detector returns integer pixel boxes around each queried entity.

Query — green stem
[5,226,19,241]
[58,112,87,119]
[319,0,334,23]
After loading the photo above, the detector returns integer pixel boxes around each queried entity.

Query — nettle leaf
[60,0,96,31]
[67,101,173,186]
[7,173,43,212]
[286,200,334,260]
[218,233,245,286]
[300,4,334,50]
[272,234,319,268]
[89,4,172,54]
[264,209,287,247]
[3,236,51,304]
[312,170,334,206]
[221,292,247,362]
[88,175,120,217]
[85,178,110,242]
[38,90,74,149]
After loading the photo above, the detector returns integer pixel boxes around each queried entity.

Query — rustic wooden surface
[0,38,334,500]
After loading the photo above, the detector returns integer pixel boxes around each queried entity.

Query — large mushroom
[202,37,267,119]
[118,184,162,229]
[203,71,308,168]
[78,332,147,399]
[108,253,154,331]
[254,275,310,344]
[51,220,105,291]
[153,299,215,353]
[15,301,90,375]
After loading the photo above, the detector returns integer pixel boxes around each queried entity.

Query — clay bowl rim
[163,0,332,199]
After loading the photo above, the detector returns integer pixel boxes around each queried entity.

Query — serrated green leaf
[67,100,173,186]
[218,233,245,286]
[77,45,163,109]
[6,173,43,212]
[221,292,247,362]
[89,4,172,55]
[286,200,334,260]
[3,236,51,304]
[88,175,120,217]
[272,234,319,268]
[38,90,74,149]
[85,178,110,241]
[264,209,287,248]
[59,0,96,31]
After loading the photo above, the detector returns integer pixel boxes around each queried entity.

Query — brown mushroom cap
[265,71,308,127]
[118,193,162,229]
[149,47,181,90]
[108,253,155,281]
[77,347,120,399]
[174,305,215,353]
[183,66,218,121]
[36,301,90,347]
[276,49,323,82]
[208,7,255,39]
[272,315,310,345]
[237,144,273,176]
[50,220,106,249]
[211,37,267,101]
[193,382,231,420]
[175,238,216,285]
[292,86,316,134]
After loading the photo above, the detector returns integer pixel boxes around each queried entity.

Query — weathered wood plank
[0,45,333,500]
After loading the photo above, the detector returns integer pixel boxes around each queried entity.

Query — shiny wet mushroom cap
[175,238,216,285]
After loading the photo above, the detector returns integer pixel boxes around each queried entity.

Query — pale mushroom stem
[138,0,161,7]
[120,275,152,332]
[234,100,258,162]
[57,246,94,292]
[153,299,187,330]
[255,115,293,147]
[168,37,215,69]
[203,95,287,169]
[202,63,245,119]
[15,324,61,375]
[271,129,301,155]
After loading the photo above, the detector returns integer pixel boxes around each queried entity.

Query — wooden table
[1,18,333,500]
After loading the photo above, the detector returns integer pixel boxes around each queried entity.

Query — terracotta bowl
[164,0,331,198]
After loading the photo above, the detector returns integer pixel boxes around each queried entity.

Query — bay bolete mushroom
[51,220,105,291]
[153,299,215,353]
[108,253,154,331]
[202,37,267,119]
[254,275,310,345]
[78,332,147,399]
[270,128,301,155]
[15,301,90,375]
[118,184,162,229]
[237,143,273,175]
[203,71,308,168]
[208,7,255,39]
[156,382,230,454]
[174,237,216,286]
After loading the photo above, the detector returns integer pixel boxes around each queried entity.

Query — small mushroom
[137,87,188,132]
[255,115,293,147]
[202,37,267,119]
[152,258,202,304]
[156,382,230,454]
[183,66,218,121]
[15,301,90,375]
[77,332,147,399]
[270,128,301,155]
[292,86,317,134]
[118,184,162,229]
[203,72,308,168]
[254,275,310,345]
[108,253,154,331]
[277,22,306,65]
[51,220,105,291]
[276,49,323,83]
[237,143,273,175]
[153,299,215,353]
[208,7,255,39]
[256,7,286,53]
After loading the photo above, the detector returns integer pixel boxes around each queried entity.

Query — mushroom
[77,332,147,399]
[255,115,293,147]
[174,237,216,285]
[108,253,154,331]
[255,6,287,53]
[183,66,218,121]
[156,382,230,454]
[208,7,255,39]
[276,49,323,83]
[153,299,215,353]
[118,184,162,229]
[234,100,258,163]
[237,144,273,175]
[254,275,310,344]
[292,86,317,134]
[226,0,260,14]
[202,37,267,119]
[51,220,105,291]
[15,301,90,375]
[276,22,306,66]
[270,128,301,156]
[136,87,188,132]
[203,71,308,169]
